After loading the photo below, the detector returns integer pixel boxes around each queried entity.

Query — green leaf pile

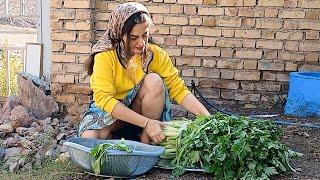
[160,113,303,179]
[89,138,132,175]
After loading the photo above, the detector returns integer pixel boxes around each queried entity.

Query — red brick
[238,8,264,17]
[202,59,217,67]
[285,41,299,51]
[203,0,217,5]
[64,0,91,8]
[244,60,257,69]
[177,37,202,46]
[66,85,91,94]
[236,50,262,59]
[225,8,238,16]
[51,9,75,19]
[256,19,282,29]
[242,40,256,48]
[169,27,182,35]
[51,42,64,52]
[79,32,92,42]
[243,0,256,6]
[220,70,234,79]
[264,51,278,59]
[283,21,298,30]
[66,44,92,53]
[51,32,76,41]
[203,37,217,46]
[203,17,215,26]
[52,54,76,63]
[163,16,188,25]
[176,58,201,66]
[165,48,181,56]
[306,31,320,39]
[195,48,220,57]
[279,52,304,61]
[199,79,213,88]
[221,90,234,100]
[55,95,76,103]
[75,10,92,19]
[189,17,202,25]
[275,32,303,40]
[212,80,239,90]
[94,12,110,21]
[305,53,319,62]
[52,74,75,83]
[177,0,202,4]
[305,11,319,19]
[242,18,255,27]
[198,8,224,16]
[298,21,320,30]
[221,49,234,58]
[261,30,275,39]
[256,40,283,50]
[51,63,63,73]
[215,17,241,27]
[195,68,220,78]
[258,0,284,6]
[264,9,278,17]
[51,83,63,93]
[51,0,63,8]
[169,5,183,14]
[298,65,320,71]
[152,15,164,24]
[183,6,197,15]
[258,62,284,71]
[65,21,91,31]
[148,5,170,14]
[262,72,276,81]
[164,36,176,46]
[181,69,194,77]
[64,63,84,73]
[217,60,243,69]
[235,30,261,38]
[241,82,255,90]
[255,82,281,92]
[285,62,298,71]
[299,41,320,51]
[298,0,320,8]
[196,28,221,36]
[222,29,234,37]
[284,0,298,7]
[216,39,242,48]
[218,0,243,6]
[276,73,289,82]
[234,92,260,101]
[182,47,195,56]
[234,70,260,81]
[279,10,305,19]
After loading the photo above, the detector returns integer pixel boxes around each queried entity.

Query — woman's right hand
[145,119,165,143]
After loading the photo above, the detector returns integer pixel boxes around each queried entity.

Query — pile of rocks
[0,74,77,172]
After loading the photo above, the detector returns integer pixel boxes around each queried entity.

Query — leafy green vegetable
[89,138,132,175]
[159,113,303,179]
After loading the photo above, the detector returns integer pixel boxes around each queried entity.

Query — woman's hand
[145,119,165,143]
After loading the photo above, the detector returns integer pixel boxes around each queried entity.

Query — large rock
[0,123,14,133]
[17,74,58,119]
[10,105,33,129]
[0,96,20,124]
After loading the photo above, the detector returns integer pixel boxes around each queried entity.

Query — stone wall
[50,0,320,121]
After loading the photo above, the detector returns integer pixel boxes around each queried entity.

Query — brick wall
[50,0,320,121]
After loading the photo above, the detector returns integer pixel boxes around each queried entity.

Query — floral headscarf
[91,2,153,70]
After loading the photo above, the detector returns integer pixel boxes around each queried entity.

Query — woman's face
[123,21,149,56]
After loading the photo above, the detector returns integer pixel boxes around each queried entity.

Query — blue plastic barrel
[284,72,320,117]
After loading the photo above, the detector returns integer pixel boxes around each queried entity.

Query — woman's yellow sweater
[90,44,191,114]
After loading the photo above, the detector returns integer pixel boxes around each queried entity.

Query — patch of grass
[0,159,89,180]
